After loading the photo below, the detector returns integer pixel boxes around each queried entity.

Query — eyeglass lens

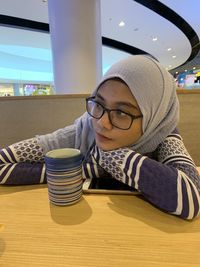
[86,99,133,130]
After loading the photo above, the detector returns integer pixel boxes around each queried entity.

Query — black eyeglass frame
[86,97,143,130]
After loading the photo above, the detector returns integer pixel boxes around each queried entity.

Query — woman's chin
[95,139,120,151]
[95,142,109,151]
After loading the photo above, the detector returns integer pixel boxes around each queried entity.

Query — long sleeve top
[0,125,200,220]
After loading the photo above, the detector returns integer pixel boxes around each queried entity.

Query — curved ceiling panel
[101,0,191,69]
[0,0,199,81]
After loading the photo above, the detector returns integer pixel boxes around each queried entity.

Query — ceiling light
[119,21,125,27]
[185,70,187,72]
[152,37,158,42]
[167,48,172,51]
[172,55,176,59]
[176,71,179,74]
[193,67,196,70]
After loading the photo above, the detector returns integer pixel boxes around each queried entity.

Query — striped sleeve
[156,133,200,219]
[92,141,200,220]
[82,143,108,179]
[0,138,46,185]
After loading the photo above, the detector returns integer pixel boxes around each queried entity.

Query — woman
[1,55,200,220]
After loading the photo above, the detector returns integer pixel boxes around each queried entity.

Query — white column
[48,0,102,94]
[13,83,20,96]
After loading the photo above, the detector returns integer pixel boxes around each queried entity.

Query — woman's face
[92,79,143,151]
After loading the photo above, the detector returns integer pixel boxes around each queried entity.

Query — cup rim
[45,148,81,159]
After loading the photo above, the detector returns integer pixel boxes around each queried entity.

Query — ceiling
[0,0,200,83]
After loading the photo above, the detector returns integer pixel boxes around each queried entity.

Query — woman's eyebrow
[95,92,139,111]
[95,93,105,101]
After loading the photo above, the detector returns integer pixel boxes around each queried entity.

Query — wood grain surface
[0,168,200,267]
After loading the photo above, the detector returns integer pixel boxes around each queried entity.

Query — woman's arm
[91,133,200,220]
[0,124,77,185]
[0,138,46,185]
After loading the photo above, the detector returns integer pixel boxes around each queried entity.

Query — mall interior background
[0,0,200,96]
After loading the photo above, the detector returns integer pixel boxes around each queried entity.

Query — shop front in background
[0,83,54,96]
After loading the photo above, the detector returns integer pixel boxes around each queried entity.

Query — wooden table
[1,168,200,267]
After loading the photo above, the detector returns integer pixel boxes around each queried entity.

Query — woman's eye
[115,110,127,117]
[95,102,101,108]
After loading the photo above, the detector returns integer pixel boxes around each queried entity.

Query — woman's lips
[95,132,112,142]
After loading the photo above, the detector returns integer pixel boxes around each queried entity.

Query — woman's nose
[97,111,113,130]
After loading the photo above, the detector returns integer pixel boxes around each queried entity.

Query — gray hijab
[75,55,179,155]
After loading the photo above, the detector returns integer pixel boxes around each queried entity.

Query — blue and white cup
[45,148,83,206]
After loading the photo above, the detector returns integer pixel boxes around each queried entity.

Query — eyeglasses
[86,97,142,130]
